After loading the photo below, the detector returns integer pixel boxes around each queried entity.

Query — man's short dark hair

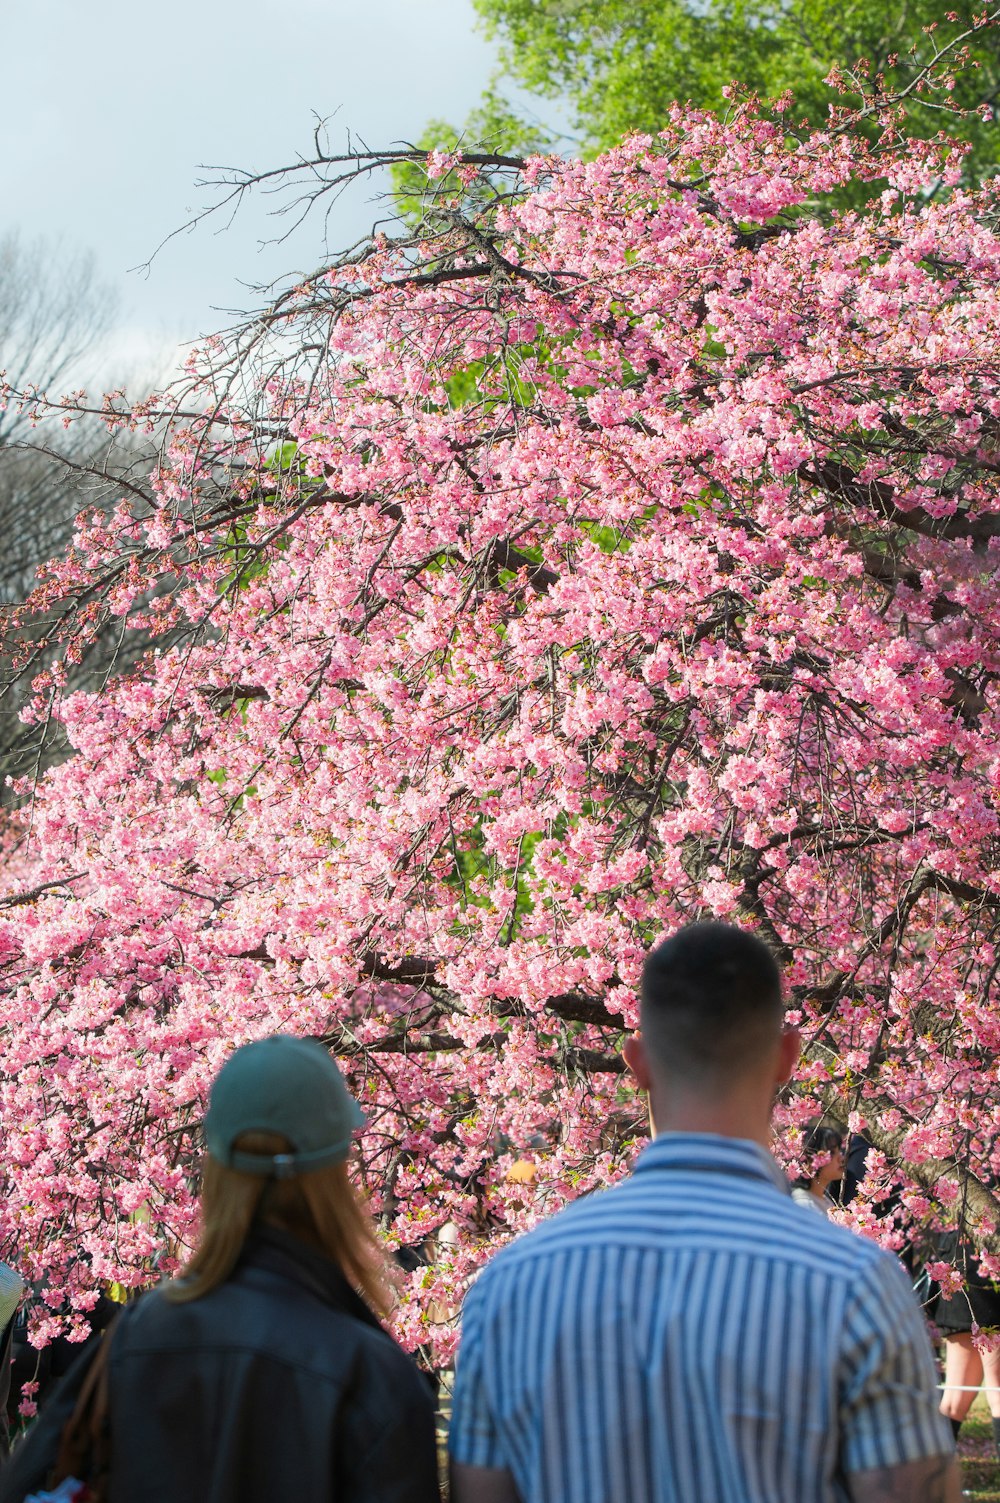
[641,922,784,1083]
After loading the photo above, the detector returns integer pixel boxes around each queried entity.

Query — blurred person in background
[790,1124,846,1217]
[936,1240,1000,1459]
[0,1259,24,1457]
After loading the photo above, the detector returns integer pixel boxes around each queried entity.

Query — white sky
[4,0,556,385]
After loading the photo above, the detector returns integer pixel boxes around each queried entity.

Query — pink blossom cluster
[4,104,1000,1349]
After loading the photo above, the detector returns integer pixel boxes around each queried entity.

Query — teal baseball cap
[204,1034,366,1178]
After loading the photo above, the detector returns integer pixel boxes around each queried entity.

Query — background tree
[0,235,158,796]
[0,233,123,603]
[421,2,1000,179]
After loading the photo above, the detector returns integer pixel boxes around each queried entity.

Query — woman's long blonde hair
[164,1130,392,1317]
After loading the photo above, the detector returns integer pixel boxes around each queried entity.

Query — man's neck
[647,1087,774,1150]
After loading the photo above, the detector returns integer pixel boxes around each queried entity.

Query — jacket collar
[240,1223,384,1331]
[633,1131,791,1196]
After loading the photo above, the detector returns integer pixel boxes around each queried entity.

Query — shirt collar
[633,1132,791,1196]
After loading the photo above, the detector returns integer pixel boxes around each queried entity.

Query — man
[449,921,958,1503]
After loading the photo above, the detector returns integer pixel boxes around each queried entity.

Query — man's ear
[622,1032,653,1091]
[776,1024,801,1087]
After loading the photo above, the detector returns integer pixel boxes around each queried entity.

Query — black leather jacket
[1,1226,440,1503]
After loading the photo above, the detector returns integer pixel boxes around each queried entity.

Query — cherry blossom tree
[5,74,1000,1349]
[0,234,162,800]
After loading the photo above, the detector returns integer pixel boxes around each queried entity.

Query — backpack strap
[49,1313,121,1502]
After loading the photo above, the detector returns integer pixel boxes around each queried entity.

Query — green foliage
[388,96,552,219]
[442,1,1000,183]
[267,441,300,475]
[444,361,486,409]
[578,518,626,554]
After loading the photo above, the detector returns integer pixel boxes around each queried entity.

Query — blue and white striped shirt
[449,1134,952,1502]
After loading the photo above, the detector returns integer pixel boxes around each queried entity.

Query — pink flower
[5,87,1000,1355]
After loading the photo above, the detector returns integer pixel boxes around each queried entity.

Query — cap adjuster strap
[225,1138,351,1177]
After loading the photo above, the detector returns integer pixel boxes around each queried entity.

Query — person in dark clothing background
[0,1260,24,1458]
[937,1241,1000,1459]
[839,1134,871,1205]
[835,1136,1000,1458]
[1,1035,440,1503]
[5,1281,117,1438]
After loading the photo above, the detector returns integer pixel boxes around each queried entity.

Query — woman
[936,1241,1000,1458]
[2,1034,440,1503]
[790,1124,845,1217]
